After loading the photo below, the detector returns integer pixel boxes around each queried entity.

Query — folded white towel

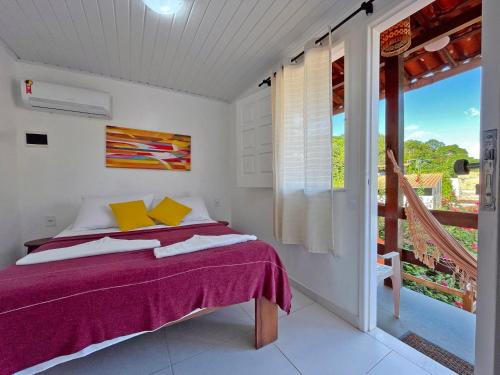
[154,234,257,259]
[17,237,161,265]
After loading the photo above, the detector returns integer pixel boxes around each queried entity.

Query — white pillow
[72,194,154,230]
[153,196,211,222]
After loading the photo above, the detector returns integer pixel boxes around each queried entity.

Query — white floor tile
[172,332,300,375]
[165,328,219,364]
[275,304,391,375]
[41,328,170,375]
[37,300,457,375]
[149,367,173,375]
[165,304,253,345]
[369,328,455,375]
[367,351,430,375]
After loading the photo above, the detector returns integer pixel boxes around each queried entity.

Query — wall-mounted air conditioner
[20,80,112,119]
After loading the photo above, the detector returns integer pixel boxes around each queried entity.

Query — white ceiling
[0,0,345,102]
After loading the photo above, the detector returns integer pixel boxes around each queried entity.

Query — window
[332,53,346,189]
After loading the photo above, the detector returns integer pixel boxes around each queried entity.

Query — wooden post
[463,288,475,313]
[255,297,278,349]
[384,55,405,287]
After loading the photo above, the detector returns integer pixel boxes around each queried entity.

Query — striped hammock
[386,149,477,292]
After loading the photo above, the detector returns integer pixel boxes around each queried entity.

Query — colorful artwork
[106,126,191,171]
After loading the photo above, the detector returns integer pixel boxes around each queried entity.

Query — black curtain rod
[258,77,272,87]
[258,0,374,88]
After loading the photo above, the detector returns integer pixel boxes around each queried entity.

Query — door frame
[360,0,434,332]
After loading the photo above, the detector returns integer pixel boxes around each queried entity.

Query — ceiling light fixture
[143,0,184,15]
[424,36,450,52]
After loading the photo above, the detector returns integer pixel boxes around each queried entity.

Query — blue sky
[333,67,481,157]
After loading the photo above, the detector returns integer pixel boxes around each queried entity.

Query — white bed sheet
[54,218,218,238]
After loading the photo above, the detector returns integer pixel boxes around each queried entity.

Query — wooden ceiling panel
[0,0,348,101]
[332,0,482,113]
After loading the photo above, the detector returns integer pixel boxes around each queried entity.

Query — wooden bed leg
[255,297,278,349]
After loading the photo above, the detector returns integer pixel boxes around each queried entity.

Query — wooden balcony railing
[377,203,478,312]
[377,204,478,229]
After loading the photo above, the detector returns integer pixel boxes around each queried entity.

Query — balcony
[377,202,477,366]
[377,284,475,364]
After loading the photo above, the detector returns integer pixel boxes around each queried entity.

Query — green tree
[333,135,478,202]
[332,136,345,189]
[404,139,478,201]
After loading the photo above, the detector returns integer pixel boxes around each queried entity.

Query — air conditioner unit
[21,80,112,119]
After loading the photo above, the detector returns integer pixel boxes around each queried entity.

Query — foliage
[404,139,478,201]
[402,262,463,307]
[332,136,345,189]
[335,134,479,202]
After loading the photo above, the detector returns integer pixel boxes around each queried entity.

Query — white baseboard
[289,277,359,328]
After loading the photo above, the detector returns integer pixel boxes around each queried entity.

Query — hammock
[386,149,477,291]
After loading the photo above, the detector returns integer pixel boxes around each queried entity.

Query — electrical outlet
[45,216,56,227]
[214,199,221,208]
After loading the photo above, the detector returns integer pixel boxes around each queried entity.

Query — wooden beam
[255,298,278,349]
[403,272,464,298]
[404,5,482,56]
[439,48,458,68]
[378,203,479,229]
[332,92,343,104]
[384,55,405,287]
[408,58,481,91]
[407,26,481,63]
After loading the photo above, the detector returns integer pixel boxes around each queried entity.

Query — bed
[0,220,292,375]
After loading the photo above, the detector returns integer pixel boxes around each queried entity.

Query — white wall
[11,62,231,245]
[0,44,21,268]
[229,1,385,324]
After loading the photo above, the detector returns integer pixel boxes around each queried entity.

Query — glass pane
[332,56,345,189]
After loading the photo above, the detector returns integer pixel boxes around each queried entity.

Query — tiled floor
[378,285,475,364]
[41,288,454,375]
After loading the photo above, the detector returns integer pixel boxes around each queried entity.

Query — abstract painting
[106,125,191,171]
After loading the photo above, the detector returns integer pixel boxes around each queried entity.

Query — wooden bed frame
[161,297,278,349]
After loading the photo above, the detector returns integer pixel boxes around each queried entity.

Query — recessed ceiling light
[424,36,450,52]
[143,0,184,15]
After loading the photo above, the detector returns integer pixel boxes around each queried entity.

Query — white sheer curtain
[273,33,334,254]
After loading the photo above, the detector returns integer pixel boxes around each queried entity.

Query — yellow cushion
[148,197,192,226]
[109,200,155,231]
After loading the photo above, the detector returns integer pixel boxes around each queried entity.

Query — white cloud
[464,107,480,118]
[406,130,427,140]
[406,124,419,131]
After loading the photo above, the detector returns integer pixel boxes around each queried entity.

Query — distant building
[378,173,443,209]
[451,171,480,207]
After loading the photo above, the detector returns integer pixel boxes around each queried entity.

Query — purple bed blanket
[0,222,291,374]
